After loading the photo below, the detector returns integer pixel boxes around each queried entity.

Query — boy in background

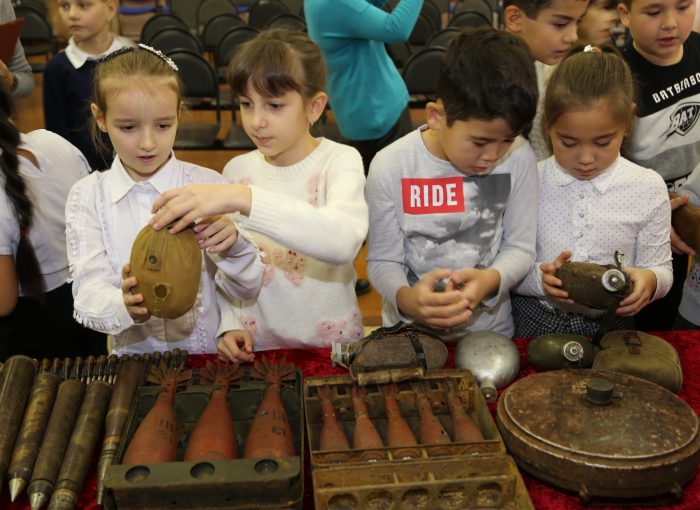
[365,27,539,340]
[578,0,621,46]
[619,0,698,330]
[503,0,589,160]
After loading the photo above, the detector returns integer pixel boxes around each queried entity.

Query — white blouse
[0,130,90,293]
[66,155,263,355]
[515,155,673,306]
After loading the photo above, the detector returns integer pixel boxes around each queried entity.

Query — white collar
[64,35,132,69]
[550,156,621,194]
[106,153,178,203]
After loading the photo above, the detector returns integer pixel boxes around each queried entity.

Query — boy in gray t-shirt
[366,27,539,340]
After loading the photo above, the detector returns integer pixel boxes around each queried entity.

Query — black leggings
[0,283,107,361]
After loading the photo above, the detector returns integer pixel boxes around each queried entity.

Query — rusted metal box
[102,367,304,509]
[304,369,534,509]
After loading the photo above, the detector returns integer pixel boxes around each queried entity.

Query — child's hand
[193,215,238,254]
[150,184,252,234]
[670,194,697,256]
[396,268,472,329]
[540,251,574,303]
[121,263,150,321]
[217,329,255,363]
[450,267,501,308]
[616,268,656,317]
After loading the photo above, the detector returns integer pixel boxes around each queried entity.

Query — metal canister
[556,259,631,310]
[526,334,599,371]
[454,331,520,403]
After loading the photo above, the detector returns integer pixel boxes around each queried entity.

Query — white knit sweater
[218,138,369,350]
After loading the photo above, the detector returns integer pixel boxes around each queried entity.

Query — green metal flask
[526,334,599,371]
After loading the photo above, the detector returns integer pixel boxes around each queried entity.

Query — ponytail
[0,85,45,302]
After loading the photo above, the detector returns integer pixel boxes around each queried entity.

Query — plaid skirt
[512,295,634,338]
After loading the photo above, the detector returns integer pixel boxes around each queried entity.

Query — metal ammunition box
[103,367,304,509]
[304,369,534,510]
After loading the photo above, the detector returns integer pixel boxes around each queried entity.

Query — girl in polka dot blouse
[512,45,673,337]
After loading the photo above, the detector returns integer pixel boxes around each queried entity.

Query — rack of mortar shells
[102,358,304,510]
[304,369,535,510]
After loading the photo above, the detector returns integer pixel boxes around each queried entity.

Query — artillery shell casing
[48,380,111,510]
[7,371,61,499]
[28,379,85,504]
[61,358,73,380]
[39,359,51,373]
[106,354,118,383]
[0,355,38,493]
[95,355,107,381]
[96,359,145,505]
[51,359,61,376]
[172,348,181,369]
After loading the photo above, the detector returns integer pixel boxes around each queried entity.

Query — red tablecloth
[3,330,699,510]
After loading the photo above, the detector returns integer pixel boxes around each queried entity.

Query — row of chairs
[135,5,450,150]
[389,24,471,71]
[408,0,494,53]
[12,0,301,73]
[168,0,300,35]
[167,44,446,151]
[13,3,53,72]
[141,11,303,56]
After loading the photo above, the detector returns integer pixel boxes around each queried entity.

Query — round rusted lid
[501,369,697,459]
[497,369,700,501]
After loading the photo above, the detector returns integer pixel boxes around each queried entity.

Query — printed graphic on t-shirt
[402,176,465,214]
[401,174,510,281]
[626,95,700,183]
[650,74,700,106]
[624,33,700,183]
[663,102,700,140]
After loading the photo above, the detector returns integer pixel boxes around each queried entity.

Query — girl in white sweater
[150,29,368,357]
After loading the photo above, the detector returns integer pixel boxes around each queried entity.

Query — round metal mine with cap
[496,369,700,504]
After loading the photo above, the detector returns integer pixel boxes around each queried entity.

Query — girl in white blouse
[512,45,673,337]
[66,45,264,356]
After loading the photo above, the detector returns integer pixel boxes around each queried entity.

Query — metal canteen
[555,251,632,310]
[454,331,520,403]
[527,333,599,371]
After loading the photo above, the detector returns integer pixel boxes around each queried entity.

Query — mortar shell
[0,355,38,494]
[7,371,61,500]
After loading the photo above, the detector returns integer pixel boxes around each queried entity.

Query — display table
[3,330,699,510]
